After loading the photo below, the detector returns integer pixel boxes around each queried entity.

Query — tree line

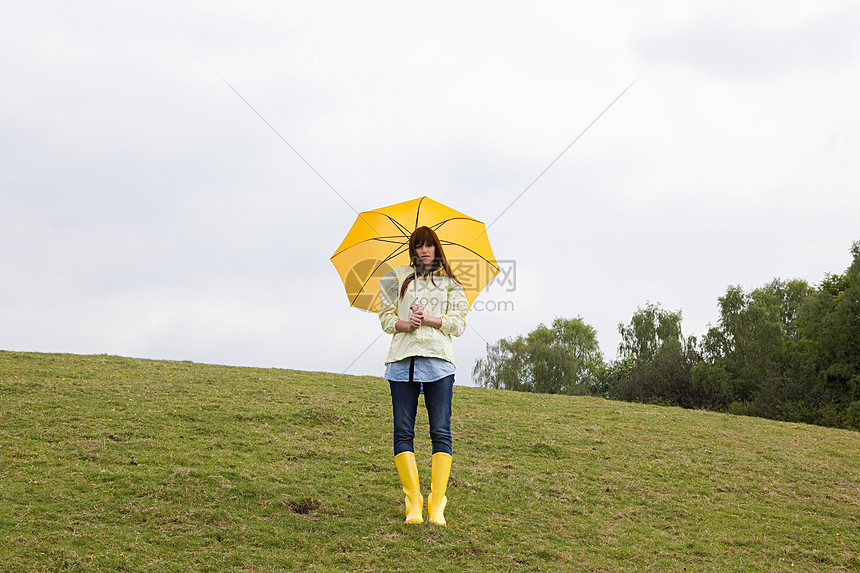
[473,240,860,431]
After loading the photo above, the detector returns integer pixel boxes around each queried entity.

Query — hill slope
[1,351,858,572]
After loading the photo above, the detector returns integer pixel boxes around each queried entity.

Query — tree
[597,240,860,430]
[695,279,814,416]
[799,241,860,408]
[473,317,604,395]
[608,303,700,407]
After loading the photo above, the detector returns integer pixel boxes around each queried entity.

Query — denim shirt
[384,356,456,382]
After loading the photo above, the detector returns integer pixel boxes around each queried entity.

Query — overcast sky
[3,1,859,385]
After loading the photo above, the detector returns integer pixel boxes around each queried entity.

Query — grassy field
[0,350,858,572]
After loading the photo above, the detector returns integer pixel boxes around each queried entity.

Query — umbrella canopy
[331,196,500,312]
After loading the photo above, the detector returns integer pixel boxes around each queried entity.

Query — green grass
[1,350,858,572]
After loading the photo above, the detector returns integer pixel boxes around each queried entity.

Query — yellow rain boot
[394,451,423,524]
[427,452,452,526]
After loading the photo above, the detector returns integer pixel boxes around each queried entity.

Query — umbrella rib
[371,237,410,244]
[441,243,502,272]
[332,209,413,259]
[349,244,411,306]
[389,217,412,237]
[415,197,426,230]
[330,234,411,259]
[360,211,411,237]
[430,217,483,233]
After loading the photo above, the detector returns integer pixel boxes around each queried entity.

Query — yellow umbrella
[331,196,500,312]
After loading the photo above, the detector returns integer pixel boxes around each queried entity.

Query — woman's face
[415,240,436,267]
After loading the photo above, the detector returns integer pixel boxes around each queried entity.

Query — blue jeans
[389,375,454,456]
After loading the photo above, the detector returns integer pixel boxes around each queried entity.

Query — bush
[728,401,755,417]
[841,401,860,430]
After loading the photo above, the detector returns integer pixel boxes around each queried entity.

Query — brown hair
[399,226,459,299]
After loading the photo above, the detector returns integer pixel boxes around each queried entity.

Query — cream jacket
[379,266,467,365]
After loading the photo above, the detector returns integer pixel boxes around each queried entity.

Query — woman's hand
[409,304,424,330]
[409,303,442,329]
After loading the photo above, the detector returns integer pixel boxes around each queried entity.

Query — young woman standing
[378,226,467,525]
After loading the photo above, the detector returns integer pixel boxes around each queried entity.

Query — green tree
[618,302,684,363]
[799,241,860,414]
[695,279,814,417]
[607,303,700,407]
[473,317,604,395]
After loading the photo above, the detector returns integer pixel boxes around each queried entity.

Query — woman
[378,225,467,525]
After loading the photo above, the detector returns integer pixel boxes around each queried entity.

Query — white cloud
[637,4,860,79]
